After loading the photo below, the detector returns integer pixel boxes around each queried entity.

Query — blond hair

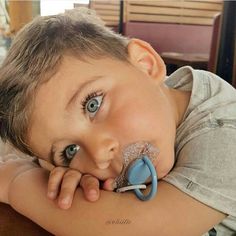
[0,8,129,155]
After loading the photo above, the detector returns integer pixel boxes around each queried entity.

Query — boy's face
[27,40,177,181]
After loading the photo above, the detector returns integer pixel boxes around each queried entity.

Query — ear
[127,39,166,82]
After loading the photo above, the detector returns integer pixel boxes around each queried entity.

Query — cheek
[108,98,161,142]
[155,153,175,179]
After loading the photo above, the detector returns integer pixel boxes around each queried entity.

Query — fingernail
[88,189,98,201]
[61,196,71,205]
[104,178,116,190]
[47,191,56,199]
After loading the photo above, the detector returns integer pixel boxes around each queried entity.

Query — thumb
[102,178,116,191]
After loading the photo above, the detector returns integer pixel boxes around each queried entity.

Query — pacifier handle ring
[133,156,158,201]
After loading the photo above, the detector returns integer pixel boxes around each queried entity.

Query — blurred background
[0,0,235,85]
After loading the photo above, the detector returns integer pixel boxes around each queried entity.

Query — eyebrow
[49,75,104,164]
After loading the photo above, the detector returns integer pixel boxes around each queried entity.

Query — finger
[102,178,116,191]
[58,169,82,209]
[80,175,100,202]
[47,167,68,200]
[38,159,55,171]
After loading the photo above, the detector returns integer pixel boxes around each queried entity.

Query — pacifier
[115,141,159,201]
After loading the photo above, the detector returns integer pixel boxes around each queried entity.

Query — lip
[122,141,160,166]
[114,141,159,188]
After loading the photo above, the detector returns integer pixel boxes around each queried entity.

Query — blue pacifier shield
[126,158,151,185]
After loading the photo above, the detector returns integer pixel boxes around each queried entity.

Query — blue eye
[86,96,102,115]
[63,144,80,161]
[82,92,103,118]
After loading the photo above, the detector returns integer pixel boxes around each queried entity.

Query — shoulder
[166,66,236,98]
[165,126,236,218]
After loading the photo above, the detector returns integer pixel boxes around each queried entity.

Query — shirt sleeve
[163,125,236,217]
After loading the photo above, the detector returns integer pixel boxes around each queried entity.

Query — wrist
[8,167,42,206]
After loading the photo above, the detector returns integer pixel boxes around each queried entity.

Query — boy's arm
[9,168,226,236]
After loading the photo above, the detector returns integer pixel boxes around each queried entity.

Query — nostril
[109,146,117,154]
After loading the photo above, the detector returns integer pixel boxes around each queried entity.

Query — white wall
[40,0,89,16]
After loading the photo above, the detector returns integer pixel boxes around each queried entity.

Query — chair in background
[75,0,121,32]
[123,0,223,74]
[208,13,222,73]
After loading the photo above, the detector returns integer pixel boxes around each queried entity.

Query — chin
[156,165,173,179]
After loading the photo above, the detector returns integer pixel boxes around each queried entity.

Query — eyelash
[59,150,71,166]
[81,90,104,114]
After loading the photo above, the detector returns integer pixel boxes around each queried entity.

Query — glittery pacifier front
[115,141,159,201]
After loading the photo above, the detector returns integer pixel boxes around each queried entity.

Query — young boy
[0,8,236,236]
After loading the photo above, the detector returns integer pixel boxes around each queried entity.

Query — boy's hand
[47,166,115,210]
[0,158,39,204]
[47,167,100,209]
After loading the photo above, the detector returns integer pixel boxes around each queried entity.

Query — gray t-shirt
[163,66,236,235]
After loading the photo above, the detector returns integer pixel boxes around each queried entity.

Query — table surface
[0,203,53,236]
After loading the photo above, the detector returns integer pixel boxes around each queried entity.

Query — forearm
[8,168,225,236]
[8,168,146,236]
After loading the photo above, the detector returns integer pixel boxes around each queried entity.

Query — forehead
[27,57,73,159]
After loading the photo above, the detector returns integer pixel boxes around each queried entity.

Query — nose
[87,137,119,169]
[71,134,120,175]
